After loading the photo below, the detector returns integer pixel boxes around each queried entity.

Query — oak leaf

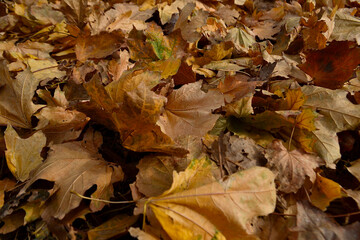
[158,81,224,139]
[5,125,46,182]
[139,157,276,239]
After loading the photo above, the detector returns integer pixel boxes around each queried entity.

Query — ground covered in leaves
[1,0,360,239]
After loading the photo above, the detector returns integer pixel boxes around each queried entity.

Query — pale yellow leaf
[5,125,46,182]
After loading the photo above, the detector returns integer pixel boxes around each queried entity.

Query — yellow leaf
[204,42,233,61]
[21,202,42,224]
[143,157,276,239]
[295,108,317,131]
[285,88,306,110]
[310,174,342,210]
[148,58,181,79]
[5,125,46,182]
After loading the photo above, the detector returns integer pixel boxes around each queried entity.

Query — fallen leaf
[347,159,360,181]
[291,201,360,239]
[75,30,123,62]
[0,210,25,234]
[298,41,360,89]
[140,157,276,239]
[300,15,328,50]
[158,81,224,139]
[0,62,44,128]
[0,178,16,208]
[5,125,46,182]
[330,10,360,44]
[310,174,342,210]
[134,155,188,198]
[87,214,138,240]
[265,140,321,193]
[129,227,159,240]
[18,133,124,220]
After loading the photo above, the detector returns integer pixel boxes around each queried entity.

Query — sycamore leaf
[158,81,224,139]
[265,140,321,193]
[284,88,306,110]
[310,174,342,211]
[87,214,138,240]
[298,41,360,89]
[18,134,124,220]
[291,201,360,239]
[0,62,44,128]
[225,27,256,51]
[142,157,276,239]
[5,125,46,182]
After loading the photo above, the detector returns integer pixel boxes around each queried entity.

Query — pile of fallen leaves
[1,0,360,239]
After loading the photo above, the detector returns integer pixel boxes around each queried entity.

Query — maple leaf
[138,157,276,240]
[18,130,124,220]
[5,125,46,182]
[158,81,224,140]
[265,140,322,193]
[0,62,44,129]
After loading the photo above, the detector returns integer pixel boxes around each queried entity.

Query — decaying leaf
[5,125,46,182]
[310,174,343,210]
[265,140,322,193]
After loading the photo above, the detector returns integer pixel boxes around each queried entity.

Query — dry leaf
[139,157,276,239]
[265,140,321,193]
[0,62,44,128]
[310,174,342,210]
[18,134,123,220]
[158,81,224,139]
[87,214,138,240]
[5,125,46,182]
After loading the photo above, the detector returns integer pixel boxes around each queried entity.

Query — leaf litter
[0,0,360,239]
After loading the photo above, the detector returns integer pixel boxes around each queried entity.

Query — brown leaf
[265,140,321,193]
[18,132,123,220]
[0,62,44,128]
[87,214,138,240]
[0,210,25,234]
[291,201,360,239]
[158,81,224,139]
[134,155,189,198]
[298,41,360,89]
[75,30,123,62]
